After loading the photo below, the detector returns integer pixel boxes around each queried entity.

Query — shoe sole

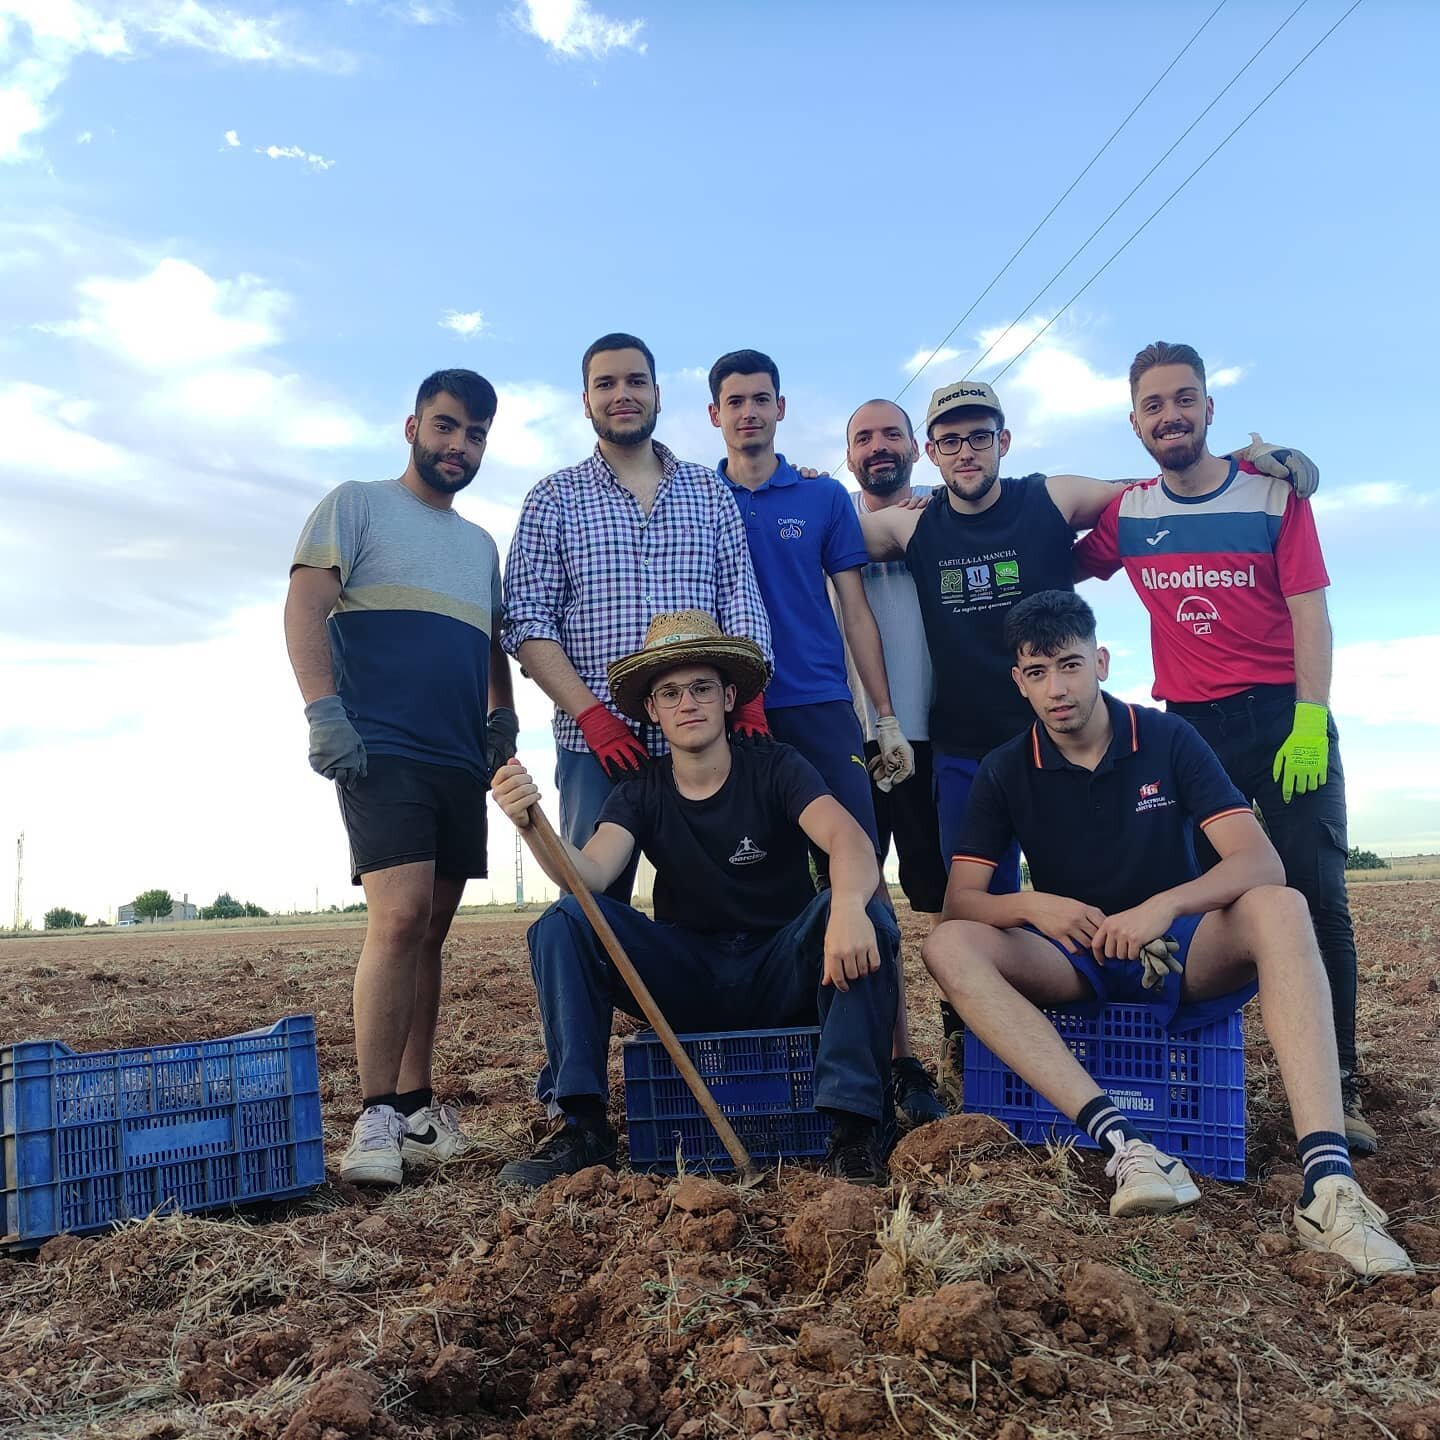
[340,1157,403,1186]
[1344,1126,1379,1157]
[401,1138,462,1168]
[1110,1179,1201,1218]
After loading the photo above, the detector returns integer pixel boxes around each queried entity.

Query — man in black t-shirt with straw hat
[490,610,900,1187]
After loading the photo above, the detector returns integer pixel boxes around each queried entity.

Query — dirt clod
[1063,1261,1173,1358]
[795,1322,864,1371]
[896,1281,1010,1364]
[783,1182,879,1290]
[889,1113,1015,1177]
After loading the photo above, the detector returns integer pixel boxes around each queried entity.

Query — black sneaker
[497,1120,617,1188]
[825,1117,888,1186]
[891,1056,947,1130]
[1340,1073,1378,1157]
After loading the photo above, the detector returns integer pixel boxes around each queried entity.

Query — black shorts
[864,739,947,914]
[337,753,488,885]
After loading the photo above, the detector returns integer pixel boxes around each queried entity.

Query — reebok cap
[925,380,1004,435]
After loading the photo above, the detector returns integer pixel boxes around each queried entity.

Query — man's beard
[592,409,658,448]
[1145,421,1207,473]
[944,466,999,505]
[856,451,913,497]
[413,440,476,495]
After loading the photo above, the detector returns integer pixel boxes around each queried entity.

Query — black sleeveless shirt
[905,475,1077,757]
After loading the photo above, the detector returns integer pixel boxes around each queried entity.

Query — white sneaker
[401,1102,467,1168]
[1293,1175,1414,1279]
[1105,1138,1201,1218]
[339,1105,406,1186]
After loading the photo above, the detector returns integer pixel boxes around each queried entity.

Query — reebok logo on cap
[925,379,1004,434]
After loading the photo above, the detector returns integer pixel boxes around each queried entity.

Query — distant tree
[1020,860,1032,889]
[242,901,270,917]
[342,901,368,913]
[1347,847,1388,871]
[132,888,175,922]
[44,907,86,929]
[200,892,246,920]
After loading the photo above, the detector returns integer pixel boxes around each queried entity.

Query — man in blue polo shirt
[708,348,943,1128]
[921,590,1409,1279]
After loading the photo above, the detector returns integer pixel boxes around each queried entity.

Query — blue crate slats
[963,1003,1247,1181]
[2,1014,325,1248]
[623,1026,828,1173]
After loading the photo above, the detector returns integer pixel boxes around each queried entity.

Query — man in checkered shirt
[502,332,774,901]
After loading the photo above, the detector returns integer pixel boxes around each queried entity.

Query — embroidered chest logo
[777,517,806,540]
[729,836,767,866]
[1135,781,1174,814]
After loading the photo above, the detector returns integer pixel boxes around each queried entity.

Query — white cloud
[42,256,287,368]
[515,0,646,58]
[0,1,344,162]
[75,127,92,142]
[1332,635,1440,729]
[439,308,485,338]
[902,345,961,376]
[1209,365,1245,388]
[222,126,239,145]
[1312,482,1418,513]
[258,142,333,170]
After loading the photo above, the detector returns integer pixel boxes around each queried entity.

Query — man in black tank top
[858,379,1315,1103]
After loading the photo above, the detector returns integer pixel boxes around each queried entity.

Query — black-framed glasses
[934,429,998,455]
[650,679,725,708]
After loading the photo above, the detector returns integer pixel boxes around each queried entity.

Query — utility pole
[13,832,22,932]
[514,830,525,911]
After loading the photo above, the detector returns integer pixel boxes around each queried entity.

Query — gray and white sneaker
[339,1104,406,1186]
[1293,1175,1413,1278]
[1105,1137,1201,1218]
[402,1102,467,1168]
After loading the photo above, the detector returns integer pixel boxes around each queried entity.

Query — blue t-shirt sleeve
[950,754,1017,867]
[821,479,870,576]
[292,482,368,582]
[771,745,831,823]
[1168,716,1249,826]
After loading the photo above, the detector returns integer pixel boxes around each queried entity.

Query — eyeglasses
[933,429,998,456]
[650,679,724,708]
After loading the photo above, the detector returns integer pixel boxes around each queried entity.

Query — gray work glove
[485,706,520,780]
[305,695,367,789]
[1240,433,1319,499]
[1139,935,1183,991]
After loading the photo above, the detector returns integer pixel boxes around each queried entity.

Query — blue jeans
[934,747,1022,895]
[528,890,901,1122]
[555,746,643,903]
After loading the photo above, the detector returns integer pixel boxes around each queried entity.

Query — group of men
[284,333,1411,1278]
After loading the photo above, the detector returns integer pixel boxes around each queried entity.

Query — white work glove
[875,715,915,790]
[1139,936,1183,991]
[1240,433,1319,499]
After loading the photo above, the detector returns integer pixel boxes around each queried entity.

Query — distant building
[117,893,199,923]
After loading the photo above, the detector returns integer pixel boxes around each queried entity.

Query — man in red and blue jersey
[1075,340,1374,1154]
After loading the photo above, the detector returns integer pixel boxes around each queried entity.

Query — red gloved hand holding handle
[577,703,648,780]
[729,693,771,741]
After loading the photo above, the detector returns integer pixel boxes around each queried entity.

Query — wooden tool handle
[526,804,759,1182]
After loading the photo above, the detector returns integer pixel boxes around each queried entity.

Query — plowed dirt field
[2,882,1437,1439]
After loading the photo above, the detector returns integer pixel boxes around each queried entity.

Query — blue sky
[2,0,1437,921]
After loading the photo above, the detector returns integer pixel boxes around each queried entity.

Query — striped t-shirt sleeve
[950,754,1017,868]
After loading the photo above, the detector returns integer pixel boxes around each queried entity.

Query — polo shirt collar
[717,453,799,492]
[1029,691,1140,773]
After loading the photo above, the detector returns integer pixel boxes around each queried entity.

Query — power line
[895,0,1229,406]
[965,0,1311,384]
[989,0,1363,386]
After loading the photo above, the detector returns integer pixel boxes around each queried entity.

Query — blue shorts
[935,748,1021,894]
[1034,911,1259,1033]
[768,700,881,851]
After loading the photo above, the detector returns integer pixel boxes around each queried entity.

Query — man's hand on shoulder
[1236,434,1319,499]
[490,759,539,829]
[821,898,880,993]
[1090,895,1179,963]
[794,466,831,479]
[1025,892,1107,954]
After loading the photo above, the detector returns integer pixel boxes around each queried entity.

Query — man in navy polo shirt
[708,348,944,1129]
[920,591,1409,1278]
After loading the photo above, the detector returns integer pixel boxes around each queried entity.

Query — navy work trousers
[528,890,900,1122]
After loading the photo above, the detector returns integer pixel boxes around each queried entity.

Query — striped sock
[1077,1095,1148,1152]
[1298,1130,1352,1206]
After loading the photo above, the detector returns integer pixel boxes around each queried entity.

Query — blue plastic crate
[2,1014,325,1248]
[963,1004,1247,1181]
[623,1027,828,1173]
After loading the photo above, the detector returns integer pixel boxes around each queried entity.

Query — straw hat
[607,611,768,721]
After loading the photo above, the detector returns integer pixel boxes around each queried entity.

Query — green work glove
[1272,701,1330,803]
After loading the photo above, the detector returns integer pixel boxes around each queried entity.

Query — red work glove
[576,703,648,781]
[729,693,771,742]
